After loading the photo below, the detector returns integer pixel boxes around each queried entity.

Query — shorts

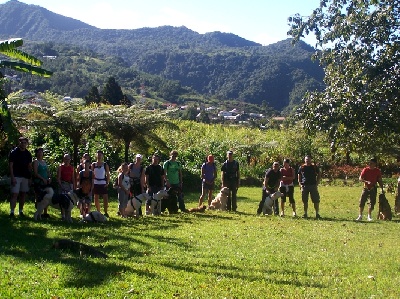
[301,184,320,204]
[359,187,377,210]
[10,177,30,194]
[93,184,108,195]
[202,181,215,191]
[79,196,92,205]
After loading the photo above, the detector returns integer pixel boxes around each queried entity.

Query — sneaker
[9,212,15,218]
[356,215,362,221]
[104,213,109,218]
[367,215,373,221]
[292,212,297,217]
[280,211,285,217]
[19,212,25,218]
[316,214,322,220]
[41,213,50,218]
[302,213,308,219]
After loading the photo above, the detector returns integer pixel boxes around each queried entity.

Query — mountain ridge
[0,0,324,111]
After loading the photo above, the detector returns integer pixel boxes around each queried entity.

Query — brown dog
[187,205,207,213]
[378,193,392,220]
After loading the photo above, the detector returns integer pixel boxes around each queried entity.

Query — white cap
[136,154,142,159]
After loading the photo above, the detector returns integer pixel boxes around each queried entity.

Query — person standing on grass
[116,162,131,218]
[198,155,217,208]
[32,147,51,218]
[57,154,76,194]
[279,158,296,217]
[129,154,145,196]
[9,137,32,218]
[164,150,186,212]
[298,155,321,219]
[257,162,281,215]
[92,150,110,218]
[145,154,165,214]
[77,159,93,217]
[356,158,384,221]
[221,150,240,211]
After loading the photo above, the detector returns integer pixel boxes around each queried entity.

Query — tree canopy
[288,0,400,155]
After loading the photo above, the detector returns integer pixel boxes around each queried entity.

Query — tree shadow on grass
[160,259,325,289]
[0,210,191,288]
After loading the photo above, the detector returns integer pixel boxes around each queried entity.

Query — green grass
[1,186,399,298]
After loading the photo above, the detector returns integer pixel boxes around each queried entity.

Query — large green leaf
[0,60,53,77]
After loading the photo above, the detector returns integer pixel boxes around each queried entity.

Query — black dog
[161,187,179,214]
[378,193,392,220]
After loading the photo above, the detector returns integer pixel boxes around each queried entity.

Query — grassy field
[1,185,399,299]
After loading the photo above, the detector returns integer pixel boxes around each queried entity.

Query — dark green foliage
[289,0,400,155]
[85,86,101,105]
[101,77,124,105]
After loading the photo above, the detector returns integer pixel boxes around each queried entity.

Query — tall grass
[1,186,399,298]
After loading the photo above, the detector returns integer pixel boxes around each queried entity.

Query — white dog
[209,187,230,211]
[125,193,151,218]
[262,191,284,215]
[149,190,169,215]
[34,187,81,223]
[80,211,108,223]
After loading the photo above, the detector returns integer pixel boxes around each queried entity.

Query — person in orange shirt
[356,158,384,221]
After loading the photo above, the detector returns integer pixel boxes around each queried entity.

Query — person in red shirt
[279,158,296,217]
[356,158,384,221]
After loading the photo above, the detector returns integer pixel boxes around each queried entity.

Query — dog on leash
[80,211,108,223]
[209,187,230,211]
[125,193,151,218]
[187,205,207,213]
[149,189,169,215]
[262,191,284,215]
[378,192,392,220]
[34,187,82,223]
[161,187,180,214]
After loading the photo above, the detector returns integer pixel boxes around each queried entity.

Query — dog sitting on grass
[261,191,284,215]
[161,187,180,214]
[378,193,392,220]
[125,193,151,218]
[149,189,169,215]
[208,187,230,211]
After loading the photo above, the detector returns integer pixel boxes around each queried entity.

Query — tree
[288,0,400,155]
[85,86,101,105]
[0,38,52,147]
[102,77,124,105]
[99,107,178,162]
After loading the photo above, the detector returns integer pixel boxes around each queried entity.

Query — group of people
[8,136,388,221]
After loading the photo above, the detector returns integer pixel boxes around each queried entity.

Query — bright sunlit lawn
[1,185,399,298]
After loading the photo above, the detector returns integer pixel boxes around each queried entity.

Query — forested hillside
[0,0,325,111]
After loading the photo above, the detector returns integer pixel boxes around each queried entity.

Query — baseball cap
[227,150,233,154]
[136,154,142,159]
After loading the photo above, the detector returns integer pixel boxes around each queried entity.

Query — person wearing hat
[198,155,217,207]
[221,150,240,211]
[9,137,33,218]
[129,154,145,197]
[164,150,186,212]
[356,158,384,221]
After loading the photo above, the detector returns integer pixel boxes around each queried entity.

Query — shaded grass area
[1,186,399,298]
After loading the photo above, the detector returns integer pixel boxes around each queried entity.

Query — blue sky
[3,0,320,46]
